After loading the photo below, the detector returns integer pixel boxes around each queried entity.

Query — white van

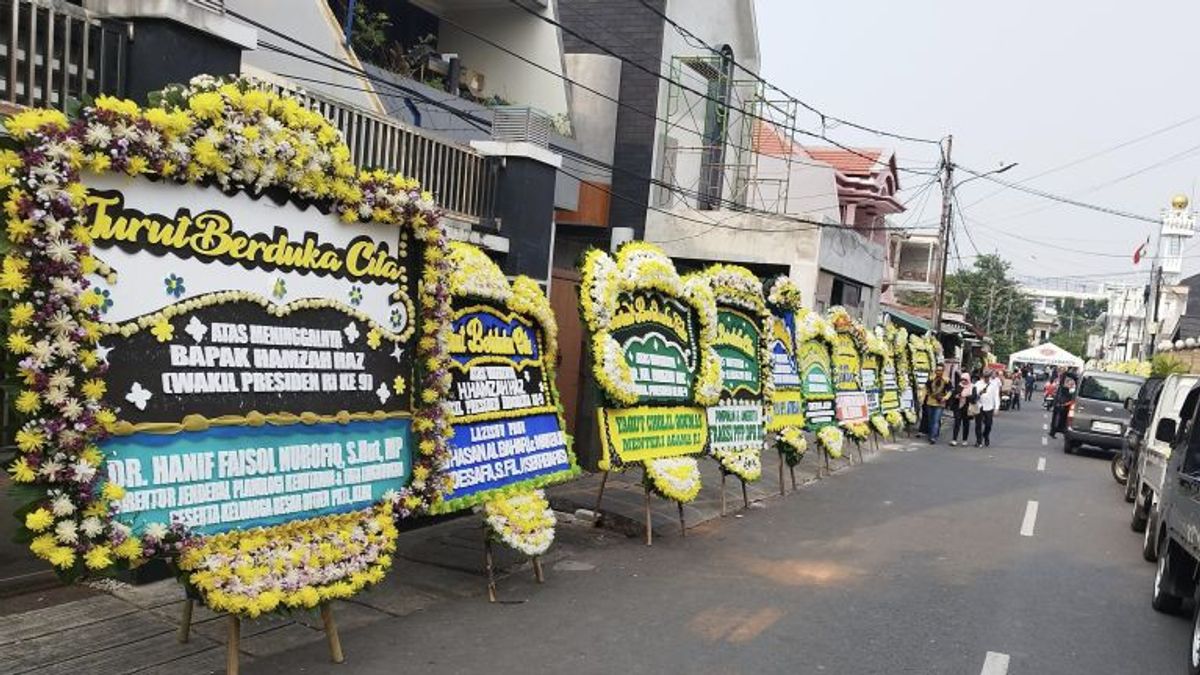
[1132,373,1200,562]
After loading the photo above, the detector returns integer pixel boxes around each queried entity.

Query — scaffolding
[662,55,800,215]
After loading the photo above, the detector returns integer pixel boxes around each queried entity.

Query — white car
[1132,373,1200,562]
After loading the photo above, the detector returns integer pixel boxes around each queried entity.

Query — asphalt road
[256,403,1191,674]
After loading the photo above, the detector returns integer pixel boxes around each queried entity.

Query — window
[1180,389,1200,474]
[1079,375,1143,403]
[1167,237,1183,257]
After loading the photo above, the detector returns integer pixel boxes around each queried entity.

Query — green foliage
[1152,353,1189,377]
[896,290,933,307]
[1049,329,1088,359]
[348,3,392,62]
[943,254,1035,362]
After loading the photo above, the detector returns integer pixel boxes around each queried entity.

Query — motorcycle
[1000,391,1013,411]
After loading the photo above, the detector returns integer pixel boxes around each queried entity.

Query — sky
[756,0,1200,290]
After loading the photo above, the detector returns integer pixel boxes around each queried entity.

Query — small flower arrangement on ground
[712,446,763,482]
[817,425,846,459]
[644,457,703,503]
[483,490,556,557]
[842,421,871,442]
[776,427,808,466]
[885,409,904,430]
[870,414,891,439]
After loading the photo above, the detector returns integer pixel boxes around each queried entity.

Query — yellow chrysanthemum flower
[188,91,225,121]
[115,537,142,560]
[9,302,34,327]
[84,545,113,570]
[7,457,35,482]
[24,508,53,532]
[7,330,32,354]
[15,427,44,453]
[81,378,106,401]
[102,482,126,501]
[14,390,40,414]
[95,95,140,116]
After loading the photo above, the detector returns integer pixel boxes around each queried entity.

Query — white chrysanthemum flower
[80,516,104,538]
[48,369,74,391]
[71,457,96,482]
[45,239,77,264]
[54,519,79,544]
[51,494,76,517]
[143,522,168,542]
[85,123,113,147]
[38,460,64,480]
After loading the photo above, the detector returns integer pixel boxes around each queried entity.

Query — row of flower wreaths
[0,75,940,619]
[578,242,939,506]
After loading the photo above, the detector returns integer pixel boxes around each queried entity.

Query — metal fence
[0,0,127,110]
[278,84,499,228]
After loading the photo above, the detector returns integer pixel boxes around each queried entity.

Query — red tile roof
[801,147,886,176]
[751,119,800,158]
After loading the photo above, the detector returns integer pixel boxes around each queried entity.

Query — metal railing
[275,83,499,228]
[0,0,127,110]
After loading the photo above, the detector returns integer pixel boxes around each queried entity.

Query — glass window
[1079,375,1143,403]
[1167,237,1183,256]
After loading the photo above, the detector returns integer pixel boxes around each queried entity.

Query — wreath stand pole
[855,439,864,464]
[592,469,610,525]
[177,598,193,644]
[740,478,749,509]
[226,615,240,675]
[677,501,686,537]
[873,433,881,455]
[720,472,727,516]
[532,556,545,583]
[778,450,786,496]
[823,447,831,475]
[789,462,797,491]
[320,603,345,664]
[483,524,498,603]
[643,478,653,547]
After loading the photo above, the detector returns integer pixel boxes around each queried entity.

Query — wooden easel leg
[644,481,653,547]
[592,470,609,524]
[741,478,749,508]
[532,556,545,583]
[720,472,727,516]
[778,451,786,496]
[789,464,797,490]
[856,439,865,464]
[177,598,193,644]
[320,603,345,664]
[483,524,497,603]
[677,501,686,537]
[226,615,240,675]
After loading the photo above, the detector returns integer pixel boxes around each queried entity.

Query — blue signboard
[103,419,412,535]
[444,412,571,501]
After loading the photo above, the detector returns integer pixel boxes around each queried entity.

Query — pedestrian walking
[1049,373,1076,438]
[949,372,977,446]
[974,369,1001,447]
[924,364,951,444]
[1010,370,1021,410]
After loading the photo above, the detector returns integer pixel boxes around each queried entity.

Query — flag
[1133,237,1150,265]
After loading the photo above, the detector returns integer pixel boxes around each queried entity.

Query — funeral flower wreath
[2,76,455,615]
[703,264,773,482]
[762,275,809,466]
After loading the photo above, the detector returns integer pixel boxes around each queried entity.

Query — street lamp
[931,161,1019,335]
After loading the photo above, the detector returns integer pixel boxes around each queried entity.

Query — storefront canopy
[1008,342,1084,369]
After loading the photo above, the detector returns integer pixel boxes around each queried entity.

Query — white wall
[564,54,622,169]
[644,208,820,305]
[230,0,384,114]
[438,4,571,117]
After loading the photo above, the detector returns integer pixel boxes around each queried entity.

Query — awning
[1007,342,1084,369]
[883,305,929,333]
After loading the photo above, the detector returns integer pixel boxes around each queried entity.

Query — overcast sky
[756,0,1200,289]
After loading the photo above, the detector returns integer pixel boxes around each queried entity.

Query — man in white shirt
[974,370,1001,447]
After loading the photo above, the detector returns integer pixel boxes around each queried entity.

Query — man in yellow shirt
[924,364,951,444]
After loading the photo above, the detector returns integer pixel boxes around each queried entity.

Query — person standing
[950,372,976,447]
[1049,373,1076,438]
[1024,367,1036,401]
[975,370,1001,447]
[924,364,951,444]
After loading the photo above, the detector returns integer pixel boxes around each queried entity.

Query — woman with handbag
[950,372,977,447]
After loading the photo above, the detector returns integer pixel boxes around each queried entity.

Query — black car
[1123,377,1166,501]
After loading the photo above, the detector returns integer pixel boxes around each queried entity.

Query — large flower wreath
[579,242,720,502]
[442,242,579,553]
[763,275,808,466]
[2,76,454,615]
[702,264,772,482]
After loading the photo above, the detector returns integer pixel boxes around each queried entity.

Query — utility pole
[930,135,954,335]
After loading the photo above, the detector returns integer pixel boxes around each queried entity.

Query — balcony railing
[273,83,499,228]
[0,0,128,110]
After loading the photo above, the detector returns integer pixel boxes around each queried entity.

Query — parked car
[1130,376,1195,562]
[1122,376,1167,497]
[1144,383,1200,671]
[1063,370,1146,454]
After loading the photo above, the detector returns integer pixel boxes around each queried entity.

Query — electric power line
[955,164,1159,224]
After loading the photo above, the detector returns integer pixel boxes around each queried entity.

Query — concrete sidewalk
[0,436,914,675]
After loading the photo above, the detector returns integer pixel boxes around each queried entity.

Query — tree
[942,254,1035,362]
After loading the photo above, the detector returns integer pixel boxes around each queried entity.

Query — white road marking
[1041,436,1047,446]
[1042,423,1048,431]
[981,651,1010,675]
[1043,413,1049,419]
[1020,500,1039,537]
[1037,457,1046,471]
